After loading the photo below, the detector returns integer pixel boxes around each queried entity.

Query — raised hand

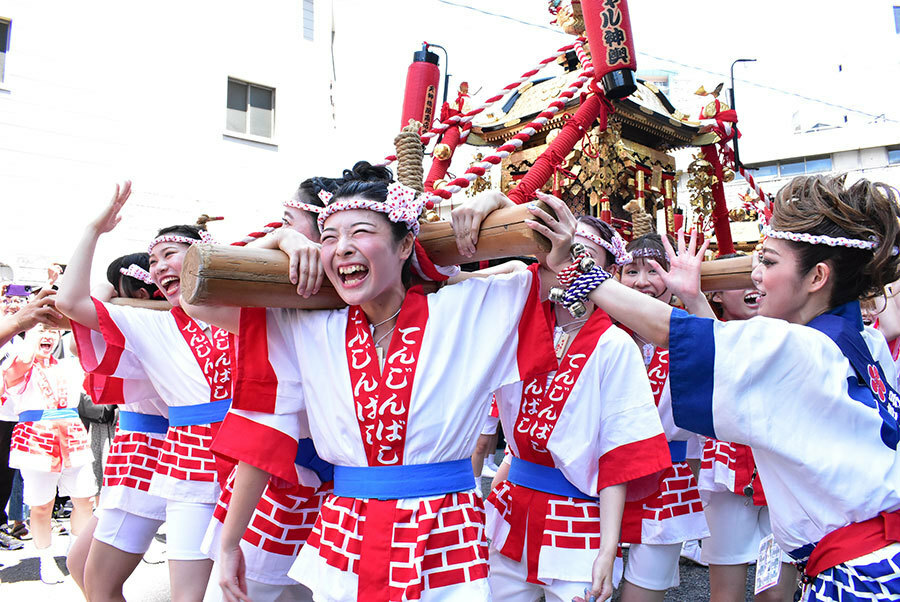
[91,180,132,235]
[652,229,709,303]
[12,289,66,332]
[525,191,577,274]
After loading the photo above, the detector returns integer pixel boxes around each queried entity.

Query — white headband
[576,230,633,266]
[317,182,425,236]
[760,224,895,254]
[283,199,323,213]
[148,229,215,254]
[627,247,669,264]
[119,264,154,284]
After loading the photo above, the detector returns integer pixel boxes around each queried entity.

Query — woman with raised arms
[57,181,235,601]
[184,177,594,601]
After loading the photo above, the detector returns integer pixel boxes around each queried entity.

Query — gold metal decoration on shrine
[553,0,586,35]
[686,151,717,229]
[465,153,492,198]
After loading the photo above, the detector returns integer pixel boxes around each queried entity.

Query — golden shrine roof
[469,66,718,151]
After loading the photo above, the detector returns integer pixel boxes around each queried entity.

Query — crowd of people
[1,165,899,602]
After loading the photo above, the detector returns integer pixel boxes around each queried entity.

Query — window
[804,155,832,173]
[779,160,806,176]
[745,164,778,178]
[889,146,900,165]
[302,0,314,41]
[0,19,10,83]
[226,78,275,138]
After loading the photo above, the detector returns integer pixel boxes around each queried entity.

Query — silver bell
[549,287,566,303]
[567,301,587,318]
[578,256,595,272]
[571,243,586,258]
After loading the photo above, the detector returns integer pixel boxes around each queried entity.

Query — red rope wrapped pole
[507,94,610,204]
[701,145,735,256]
[424,123,460,193]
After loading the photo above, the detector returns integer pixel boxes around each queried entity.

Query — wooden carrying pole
[180,208,754,308]
[181,203,551,308]
[699,255,753,293]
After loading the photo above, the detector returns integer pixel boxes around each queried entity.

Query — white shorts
[93,507,165,555]
[701,491,792,565]
[167,499,215,561]
[481,416,500,436]
[489,547,623,602]
[20,464,96,506]
[623,542,681,591]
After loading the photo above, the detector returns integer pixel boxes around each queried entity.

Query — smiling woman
[56,182,234,601]
[581,175,900,602]
[197,176,579,602]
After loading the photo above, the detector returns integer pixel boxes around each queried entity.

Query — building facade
[0,0,335,284]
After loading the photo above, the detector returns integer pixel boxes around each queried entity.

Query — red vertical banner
[581,0,638,99]
[400,47,440,132]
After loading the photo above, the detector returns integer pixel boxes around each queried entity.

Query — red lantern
[400,44,440,132]
[581,0,638,99]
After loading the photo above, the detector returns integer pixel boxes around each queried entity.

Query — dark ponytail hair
[155,224,205,240]
[106,252,160,299]
[770,175,900,306]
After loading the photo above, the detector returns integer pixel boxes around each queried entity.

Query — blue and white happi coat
[666,302,900,600]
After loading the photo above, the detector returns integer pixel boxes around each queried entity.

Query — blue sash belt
[18,408,79,422]
[119,411,169,434]
[668,440,688,464]
[508,456,597,501]
[295,439,334,483]
[333,459,475,500]
[168,399,231,427]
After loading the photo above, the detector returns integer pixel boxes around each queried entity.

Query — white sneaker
[40,554,66,584]
[680,540,707,567]
[480,462,497,479]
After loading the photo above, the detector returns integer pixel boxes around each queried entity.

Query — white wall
[0,0,336,284]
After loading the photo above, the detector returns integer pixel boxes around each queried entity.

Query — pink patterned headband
[627,247,669,264]
[317,182,424,236]
[760,224,895,253]
[283,199,323,213]
[119,264,154,284]
[576,230,633,266]
[148,229,215,254]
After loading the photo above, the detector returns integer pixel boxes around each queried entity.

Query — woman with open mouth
[614,234,710,602]
[581,175,900,602]
[185,178,584,602]
[2,323,95,584]
[57,180,236,602]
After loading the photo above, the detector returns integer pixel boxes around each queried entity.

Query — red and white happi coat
[209,404,333,585]
[219,266,556,601]
[78,300,234,504]
[486,307,671,585]
[5,356,92,473]
[699,439,767,506]
[620,344,709,545]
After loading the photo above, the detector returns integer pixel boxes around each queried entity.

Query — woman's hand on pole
[450,190,513,257]
[276,229,324,298]
[525,191,576,273]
